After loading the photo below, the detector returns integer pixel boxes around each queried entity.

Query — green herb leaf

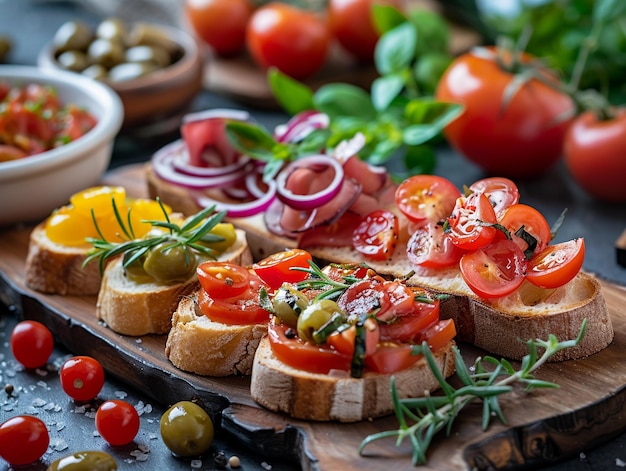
[375,21,417,75]
[314,83,377,121]
[371,73,406,112]
[268,67,314,115]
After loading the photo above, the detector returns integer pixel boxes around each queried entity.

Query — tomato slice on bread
[253,249,312,290]
[395,175,461,225]
[526,238,585,289]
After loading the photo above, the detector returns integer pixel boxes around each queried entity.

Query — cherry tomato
[419,319,457,352]
[459,239,527,298]
[352,209,398,260]
[447,192,497,251]
[95,400,140,446]
[564,108,626,203]
[327,317,380,357]
[184,0,253,57]
[246,3,330,79]
[499,203,552,256]
[10,320,54,369]
[59,356,105,402]
[253,249,313,290]
[469,177,520,217]
[197,261,251,298]
[435,47,575,178]
[406,222,463,268]
[364,343,419,374]
[328,0,402,62]
[526,238,585,289]
[395,175,461,225]
[0,415,50,466]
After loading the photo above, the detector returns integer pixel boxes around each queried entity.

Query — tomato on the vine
[435,47,575,178]
[10,320,54,369]
[95,400,140,446]
[459,239,527,298]
[0,415,49,466]
[59,356,105,402]
[246,2,330,79]
[352,209,398,261]
[328,0,402,62]
[253,249,313,290]
[526,238,585,289]
[184,0,253,57]
[564,108,626,203]
[395,174,461,226]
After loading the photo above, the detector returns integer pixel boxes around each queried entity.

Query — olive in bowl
[0,65,123,226]
[38,18,204,130]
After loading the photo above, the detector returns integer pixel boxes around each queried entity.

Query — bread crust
[250,336,456,422]
[96,229,252,336]
[165,293,267,376]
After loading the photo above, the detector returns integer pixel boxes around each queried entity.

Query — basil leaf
[313,83,377,121]
[268,68,314,116]
[405,99,463,127]
[593,0,626,25]
[225,121,277,162]
[372,3,408,35]
[371,73,405,111]
[375,21,417,75]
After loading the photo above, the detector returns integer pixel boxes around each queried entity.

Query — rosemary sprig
[82,198,227,276]
[293,261,369,301]
[358,319,587,466]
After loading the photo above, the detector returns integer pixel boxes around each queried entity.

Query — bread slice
[96,229,252,336]
[25,221,102,295]
[250,336,456,423]
[165,292,267,376]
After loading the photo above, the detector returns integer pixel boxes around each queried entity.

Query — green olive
[122,251,153,283]
[56,50,89,72]
[96,18,127,43]
[199,222,237,253]
[46,450,117,471]
[53,21,93,53]
[125,45,171,68]
[142,243,196,283]
[108,62,157,82]
[127,22,180,56]
[82,63,108,81]
[87,38,125,69]
[297,299,345,344]
[272,286,308,328]
[160,401,214,458]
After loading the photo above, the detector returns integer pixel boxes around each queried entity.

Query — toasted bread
[165,292,267,376]
[96,229,252,336]
[25,221,102,296]
[250,336,456,422]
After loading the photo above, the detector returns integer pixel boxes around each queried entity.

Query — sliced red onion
[195,177,277,218]
[275,155,344,210]
[152,140,247,190]
[333,132,366,163]
[275,110,330,143]
[182,108,251,125]
[171,145,250,177]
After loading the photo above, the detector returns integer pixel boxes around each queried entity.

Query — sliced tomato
[406,222,464,268]
[337,279,390,318]
[499,203,552,257]
[197,261,251,298]
[460,239,527,298]
[395,175,461,225]
[352,209,398,260]
[378,302,440,343]
[469,177,520,217]
[268,320,352,374]
[447,192,497,250]
[364,343,420,374]
[327,317,379,357]
[253,248,313,290]
[197,275,270,325]
[419,319,456,352]
[526,238,585,289]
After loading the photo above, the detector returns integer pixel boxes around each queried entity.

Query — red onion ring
[171,145,250,177]
[195,177,277,218]
[275,155,344,210]
[183,108,250,125]
[152,140,247,189]
[275,111,329,143]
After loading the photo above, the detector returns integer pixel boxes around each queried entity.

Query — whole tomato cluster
[184,0,401,79]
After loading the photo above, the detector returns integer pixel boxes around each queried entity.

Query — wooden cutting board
[1,166,626,471]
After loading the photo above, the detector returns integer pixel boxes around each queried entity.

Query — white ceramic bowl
[0,65,124,226]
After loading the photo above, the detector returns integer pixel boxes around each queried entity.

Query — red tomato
[95,400,140,446]
[352,209,398,260]
[419,319,456,352]
[197,277,270,325]
[395,175,461,225]
[447,192,497,251]
[59,356,105,402]
[197,261,251,298]
[435,48,575,178]
[526,238,585,289]
[364,343,419,374]
[459,239,527,298]
[253,249,313,290]
[469,177,520,217]
[406,222,463,268]
[246,3,330,79]
[184,0,253,57]
[0,415,49,466]
[328,0,402,62]
[327,317,380,357]
[564,108,626,203]
[10,320,54,369]
[499,203,552,256]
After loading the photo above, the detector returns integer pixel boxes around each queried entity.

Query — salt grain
[261,462,272,470]
[191,459,202,468]
[32,398,47,407]
[114,390,128,399]
[616,458,626,467]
